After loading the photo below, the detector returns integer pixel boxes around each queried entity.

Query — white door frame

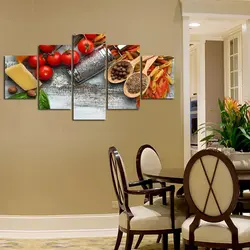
[182,16,191,168]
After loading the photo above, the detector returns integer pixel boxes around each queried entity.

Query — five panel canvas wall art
[3,34,175,120]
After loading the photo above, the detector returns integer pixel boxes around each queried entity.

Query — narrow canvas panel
[141,55,174,99]
[72,34,106,120]
[4,55,38,100]
[107,45,140,110]
[38,45,72,110]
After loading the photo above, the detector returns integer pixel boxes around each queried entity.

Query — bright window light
[189,23,200,27]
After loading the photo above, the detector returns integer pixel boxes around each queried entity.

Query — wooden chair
[132,144,188,249]
[182,149,250,250]
[234,190,250,215]
[108,146,186,250]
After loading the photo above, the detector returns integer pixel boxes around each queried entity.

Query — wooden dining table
[144,168,250,194]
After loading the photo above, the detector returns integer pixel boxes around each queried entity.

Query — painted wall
[205,41,224,125]
[0,0,183,215]
[182,0,250,16]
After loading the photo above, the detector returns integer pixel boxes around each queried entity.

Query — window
[224,31,242,102]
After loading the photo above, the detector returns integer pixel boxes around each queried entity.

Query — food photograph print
[38,44,72,110]
[4,55,39,100]
[107,45,140,110]
[142,55,174,99]
[71,34,107,120]
[3,34,176,122]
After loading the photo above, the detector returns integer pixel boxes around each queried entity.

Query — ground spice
[126,73,148,94]
[126,73,140,94]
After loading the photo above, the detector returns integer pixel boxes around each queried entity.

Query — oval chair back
[184,149,239,245]
[136,144,162,183]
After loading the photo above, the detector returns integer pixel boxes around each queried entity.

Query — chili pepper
[136,97,140,108]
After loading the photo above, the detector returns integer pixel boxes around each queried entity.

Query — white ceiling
[189,18,245,36]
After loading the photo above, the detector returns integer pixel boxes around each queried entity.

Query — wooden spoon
[107,55,153,84]
[107,56,140,84]
[123,56,158,98]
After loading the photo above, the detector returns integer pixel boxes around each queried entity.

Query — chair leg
[162,233,168,250]
[156,234,162,243]
[114,228,123,250]
[125,232,134,250]
[173,230,180,250]
[134,234,143,249]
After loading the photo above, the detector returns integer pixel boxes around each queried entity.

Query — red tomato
[61,50,80,66]
[85,34,97,40]
[78,39,94,54]
[37,65,53,81]
[47,52,61,67]
[28,55,46,68]
[39,45,56,53]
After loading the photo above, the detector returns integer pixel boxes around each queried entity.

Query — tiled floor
[0,236,170,249]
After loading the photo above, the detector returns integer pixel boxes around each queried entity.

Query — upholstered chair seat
[133,144,189,248]
[182,215,250,244]
[109,146,183,250]
[120,203,186,231]
[146,195,189,215]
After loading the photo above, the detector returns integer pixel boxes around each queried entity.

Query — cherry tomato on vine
[36,65,53,81]
[39,45,56,53]
[78,39,94,54]
[61,50,80,66]
[28,55,46,68]
[47,52,61,67]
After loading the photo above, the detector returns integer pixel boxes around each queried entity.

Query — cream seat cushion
[182,215,250,243]
[119,203,186,230]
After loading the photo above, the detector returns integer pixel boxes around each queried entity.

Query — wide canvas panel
[72,34,106,120]
[107,45,140,110]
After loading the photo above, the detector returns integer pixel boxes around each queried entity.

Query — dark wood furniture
[144,167,250,188]
[183,149,250,250]
[109,146,186,250]
[144,162,250,216]
[132,144,188,249]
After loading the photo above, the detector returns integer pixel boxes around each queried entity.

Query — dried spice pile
[110,61,131,81]
[126,73,141,94]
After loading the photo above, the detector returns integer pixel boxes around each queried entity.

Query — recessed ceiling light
[189,23,200,27]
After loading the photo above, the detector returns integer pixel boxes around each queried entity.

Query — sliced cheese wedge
[5,63,37,91]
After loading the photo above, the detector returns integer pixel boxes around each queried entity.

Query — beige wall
[205,41,224,124]
[0,0,183,215]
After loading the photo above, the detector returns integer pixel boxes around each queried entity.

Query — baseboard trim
[0,214,119,239]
